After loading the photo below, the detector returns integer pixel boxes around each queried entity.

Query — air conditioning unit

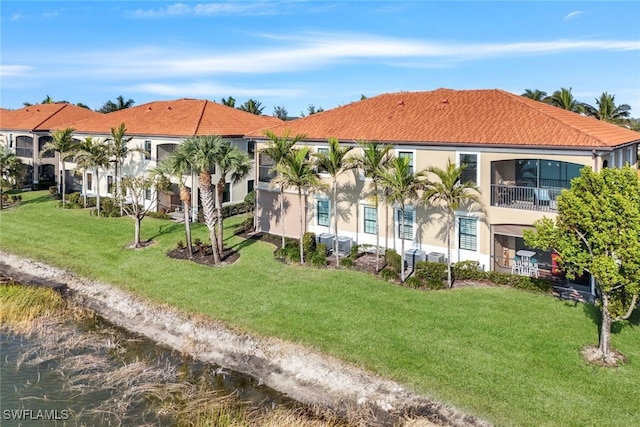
[317,233,335,252]
[427,252,446,263]
[405,249,426,269]
[337,236,352,255]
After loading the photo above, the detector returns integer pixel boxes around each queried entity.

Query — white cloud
[130,2,278,18]
[127,82,302,98]
[564,11,585,21]
[0,65,34,77]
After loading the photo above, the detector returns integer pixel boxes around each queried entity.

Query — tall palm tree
[421,159,484,288]
[41,127,78,206]
[545,87,585,113]
[238,99,265,115]
[178,135,223,264]
[274,147,324,264]
[378,156,424,282]
[313,137,355,266]
[350,141,393,272]
[581,92,632,125]
[221,96,236,107]
[155,150,195,257]
[105,123,135,214]
[75,136,110,212]
[0,147,25,210]
[98,95,135,113]
[211,139,252,257]
[261,130,307,248]
[521,89,548,101]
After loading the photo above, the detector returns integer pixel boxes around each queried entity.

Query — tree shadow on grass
[582,300,640,337]
[17,193,57,205]
[149,222,186,240]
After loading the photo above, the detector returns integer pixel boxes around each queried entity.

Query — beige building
[248,88,640,274]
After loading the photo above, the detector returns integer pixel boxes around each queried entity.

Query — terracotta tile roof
[248,89,640,149]
[64,98,282,138]
[0,103,102,132]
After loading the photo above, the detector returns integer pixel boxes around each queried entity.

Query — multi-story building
[249,88,640,275]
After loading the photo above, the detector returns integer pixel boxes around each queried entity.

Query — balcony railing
[491,184,563,213]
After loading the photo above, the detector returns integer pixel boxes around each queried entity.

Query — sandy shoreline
[0,250,488,427]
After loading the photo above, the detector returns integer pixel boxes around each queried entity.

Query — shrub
[385,249,402,273]
[93,197,121,217]
[452,260,484,281]
[242,216,254,232]
[222,201,254,218]
[404,277,423,289]
[316,243,328,256]
[63,192,83,209]
[380,268,398,281]
[426,279,446,290]
[339,257,354,268]
[414,261,448,283]
[148,211,171,220]
[303,232,316,257]
[308,251,327,267]
[350,243,359,259]
[49,186,59,197]
[176,241,185,249]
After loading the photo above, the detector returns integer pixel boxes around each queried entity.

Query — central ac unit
[317,233,335,251]
[405,249,426,269]
[427,252,446,263]
[337,236,352,255]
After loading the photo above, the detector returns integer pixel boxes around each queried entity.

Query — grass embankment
[1,191,639,426]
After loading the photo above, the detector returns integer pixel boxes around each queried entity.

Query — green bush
[404,276,423,289]
[303,232,316,258]
[385,249,402,273]
[241,216,254,231]
[452,260,484,281]
[148,211,171,220]
[350,243,359,259]
[380,268,398,281]
[316,243,328,256]
[222,201,254,218]
[339,257,354,268]
[427,279,446,290]
[93,197,121,217]
[414,261,448,283]
[308,251,327,267]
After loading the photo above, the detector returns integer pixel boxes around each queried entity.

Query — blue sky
[2,1,639,117]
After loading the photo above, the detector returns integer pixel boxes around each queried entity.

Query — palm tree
[313,137,355,266]
[0,147,25,210]
[545,87,585,113]
[274,147,324,264]
[261,130,307,249]
[238,99,265,115]
[421,159,484,288]
[378,156,424,282]
[75,136,110,212]
[98,95,135,113]
[581,92,632,126]
[177,135,223,264]
[221,96,236,107]
[155,150,195,258]
[211,139,252,257]
[350,141,393,272]
[41,127,78,206]
[521,89,548,101]
[105,123,135,214]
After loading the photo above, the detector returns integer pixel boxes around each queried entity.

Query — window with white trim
[396,209,413,240]
[398,151,414,174]
[223,182,231,203]
[363,206,377,234]
[86,172,93,192]
[458,153,478,185]
[316,147,329,174]
[317,199,330,226]
[144,140,152,160]
[459,217,477,251]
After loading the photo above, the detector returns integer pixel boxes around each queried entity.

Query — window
[107,176,114,193]
[247,140,255,155]
[316,147,329,174]
[223,182,231,203]
[16,136,34,158]
[396,209,413,240]
[247,179,254,194]
[145,188,152,200]
[317,199,330,226]
[459,153,478,185]
[398,151,414,174]
[363,206,377,234]
[144,140,152,160]
[258,153,276,183]
[459,217,477,251]
[86,173,93,192]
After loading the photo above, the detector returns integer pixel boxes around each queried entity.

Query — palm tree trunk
[95,169,101,215]
[83,171,88,208]
[180,185,193,258]
[61,160,66,206]
[216,178,226,259]
[384,194,389,251]
[333,179,339,267]
[198,171,221,264]
[280,188,286,249]
[400,207,406,283]
[374,183,380,273]
[298,188,304,264]
[447,220,453,288]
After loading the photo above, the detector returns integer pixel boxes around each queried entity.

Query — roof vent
[397,100,405,106]
[441,98,449,104]
[146,106,152,111]
[166,106,172,110]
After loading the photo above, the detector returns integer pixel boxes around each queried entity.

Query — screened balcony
[491,159,584,212]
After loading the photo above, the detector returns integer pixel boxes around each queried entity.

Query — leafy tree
[273,105,288,120]
[301,104,324,117]
[98,96,135,113]
[521,89,548,101]
[211,139,252,256]
[581,92,632,126]
[238,99,265,115]
[105,123,139,214]
[274,147,325,264]
[421,159,484,288]
[261,130,307,249]
[177,135,224,264]
[75,102,91,110]
[545,87,585,113]
[0,147,25,210]
[350,141,394,272]
[75,136,110,212]
[41,127,79,206]
[524,166,640,363]
[155,151,195,257]
[378,156,424,282]
[313,137,355,266]
[121,174,170,248]
[221,96,236,107]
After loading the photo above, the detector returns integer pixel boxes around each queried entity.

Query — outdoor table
[516,250,536,263]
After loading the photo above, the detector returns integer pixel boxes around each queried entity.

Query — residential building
[248,88,640,275]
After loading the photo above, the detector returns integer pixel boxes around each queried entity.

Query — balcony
[491,183,563,212]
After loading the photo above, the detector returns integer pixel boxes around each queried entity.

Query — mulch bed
[167,246,240,267]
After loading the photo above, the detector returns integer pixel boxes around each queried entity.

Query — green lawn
[1,191,638,426]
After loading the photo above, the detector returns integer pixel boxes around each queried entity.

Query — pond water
[1,315,294,426]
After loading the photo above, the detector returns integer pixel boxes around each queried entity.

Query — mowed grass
[1,191,639,426]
